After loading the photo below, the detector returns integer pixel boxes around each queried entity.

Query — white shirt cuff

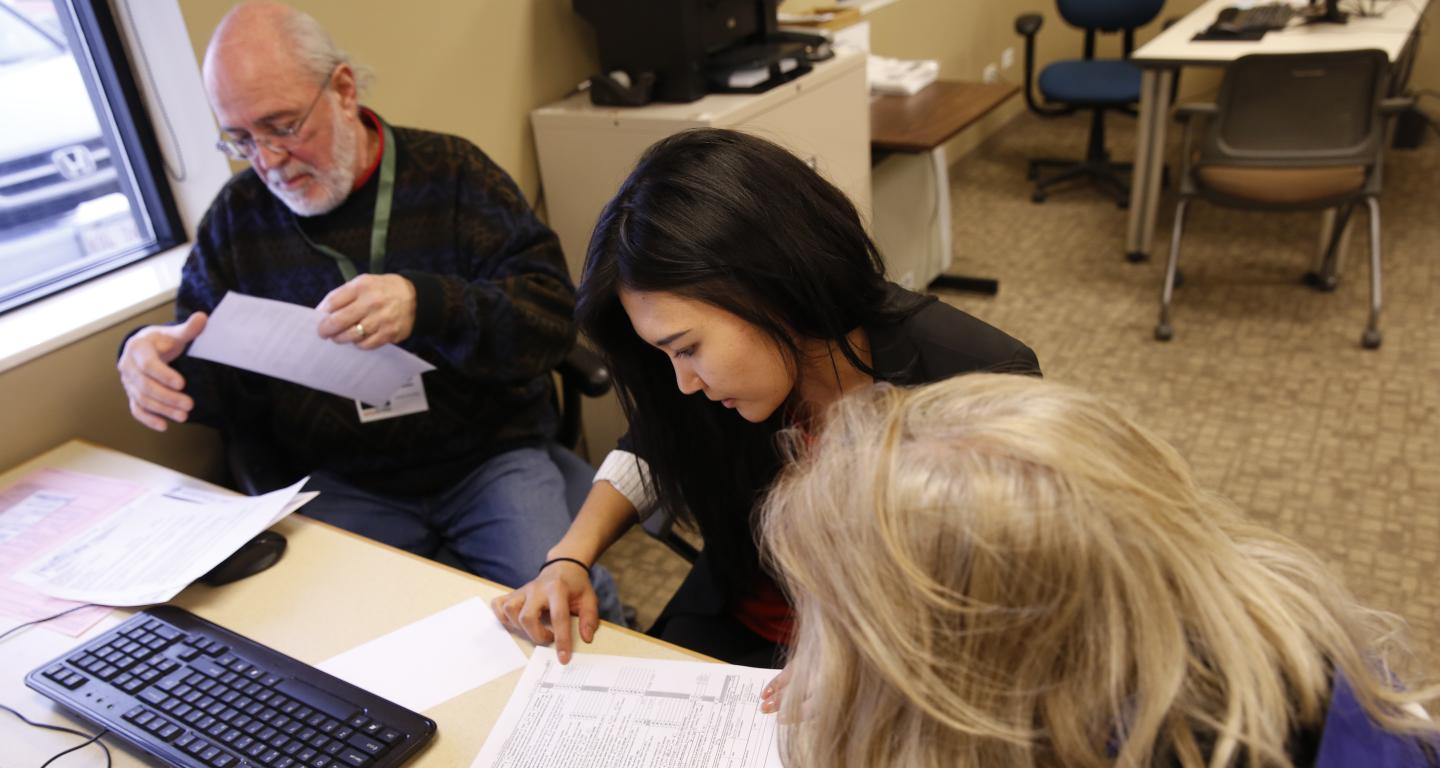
[595,449,657,516]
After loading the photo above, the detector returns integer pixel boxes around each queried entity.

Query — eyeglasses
[214,67,336,161]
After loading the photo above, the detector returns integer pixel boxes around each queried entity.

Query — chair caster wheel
[1361,329,1382,349]
[1126,251,1149,263]
[1032,192,1047,203]
[1174,269,1185,288]
[1154,323,1173,342]
[1302,271,1339,292]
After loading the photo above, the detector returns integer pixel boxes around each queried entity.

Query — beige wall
[0,304,224,478]
[176,0,597,198]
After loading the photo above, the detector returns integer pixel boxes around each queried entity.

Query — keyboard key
[337,748,370,767]
[376,727,401,744]
[140,687,168,705]
[346,734,385,756]
[213,752,237,768]
[185,737,210,756]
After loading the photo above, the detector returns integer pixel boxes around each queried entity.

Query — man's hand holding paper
[315,273,418,350]
[186,291,435,406]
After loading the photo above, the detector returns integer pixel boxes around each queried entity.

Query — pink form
[0,469,145,635]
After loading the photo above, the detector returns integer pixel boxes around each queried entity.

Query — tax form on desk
[12,478,310,606]
[473,646,783,768]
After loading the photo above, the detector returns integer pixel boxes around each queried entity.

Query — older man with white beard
[116,2,622,622]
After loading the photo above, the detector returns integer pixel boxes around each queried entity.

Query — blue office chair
[1015,0,1164,206]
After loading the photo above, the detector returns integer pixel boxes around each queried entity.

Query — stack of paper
[473,647,783,767]
[11,478,310,606]
[868,55,939,96]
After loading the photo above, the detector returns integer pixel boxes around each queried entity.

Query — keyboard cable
[0,603,113,767]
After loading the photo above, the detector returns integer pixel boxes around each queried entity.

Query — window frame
[0,0,185,314]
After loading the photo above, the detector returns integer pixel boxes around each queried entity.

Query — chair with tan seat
[1154,49,1408,349]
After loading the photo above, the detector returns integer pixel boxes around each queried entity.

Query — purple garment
[1315,673,1438,767]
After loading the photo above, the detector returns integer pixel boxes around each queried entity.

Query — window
[0,0,182,314]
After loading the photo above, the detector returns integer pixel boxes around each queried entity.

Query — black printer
[573,0,825,106]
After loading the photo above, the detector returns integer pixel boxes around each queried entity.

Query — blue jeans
[300,445,623,624]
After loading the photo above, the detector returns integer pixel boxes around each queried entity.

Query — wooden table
[870,80,1019,152]
[869,81,1019,294]
[1,441,705,767]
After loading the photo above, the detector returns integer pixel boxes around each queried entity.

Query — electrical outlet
[982,63,999,83]
[1001,47,1015,70]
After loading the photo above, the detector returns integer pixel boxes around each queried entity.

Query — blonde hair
[760,374,1436,768]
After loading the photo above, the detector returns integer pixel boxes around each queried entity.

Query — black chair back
[1205,49,1389,166]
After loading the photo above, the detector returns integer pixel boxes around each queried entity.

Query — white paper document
[318,597,527,713]
[188,292,436,406]
[13,479,308,606]
[472,647,783,768]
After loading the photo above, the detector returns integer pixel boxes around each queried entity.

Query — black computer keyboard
[26,606,435,768]
[1216,3,1299,33]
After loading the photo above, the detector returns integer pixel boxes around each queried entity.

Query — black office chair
[1154,49,1407,349]
[1015,0,1164,206]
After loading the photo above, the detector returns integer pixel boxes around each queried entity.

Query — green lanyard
[298,121,396,282]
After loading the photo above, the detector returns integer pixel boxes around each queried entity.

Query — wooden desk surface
[870,80,1020,153]
[1,441,705,767]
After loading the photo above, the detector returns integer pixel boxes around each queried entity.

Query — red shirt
[351,108,384,191]
[734,574,794,644]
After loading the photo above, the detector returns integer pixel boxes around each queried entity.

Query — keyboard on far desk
[1213,3,1300,34]
[26,606,435,768]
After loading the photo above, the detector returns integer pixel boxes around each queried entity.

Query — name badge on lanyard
[295,121,430,422]
[357,374,429,422]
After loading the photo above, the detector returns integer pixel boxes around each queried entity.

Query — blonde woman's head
[761,374,1434,768]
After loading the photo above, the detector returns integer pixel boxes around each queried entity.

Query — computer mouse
[1217,6,1240,22]
[199,530,287,586]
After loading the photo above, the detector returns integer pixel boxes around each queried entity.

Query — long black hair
[577,128,923,593]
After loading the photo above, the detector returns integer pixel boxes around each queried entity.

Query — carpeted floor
[598,109,1440,674]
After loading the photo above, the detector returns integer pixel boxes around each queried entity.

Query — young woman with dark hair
[492,128,1039,666]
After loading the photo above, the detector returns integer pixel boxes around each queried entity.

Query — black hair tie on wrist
[539,556,591,579]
